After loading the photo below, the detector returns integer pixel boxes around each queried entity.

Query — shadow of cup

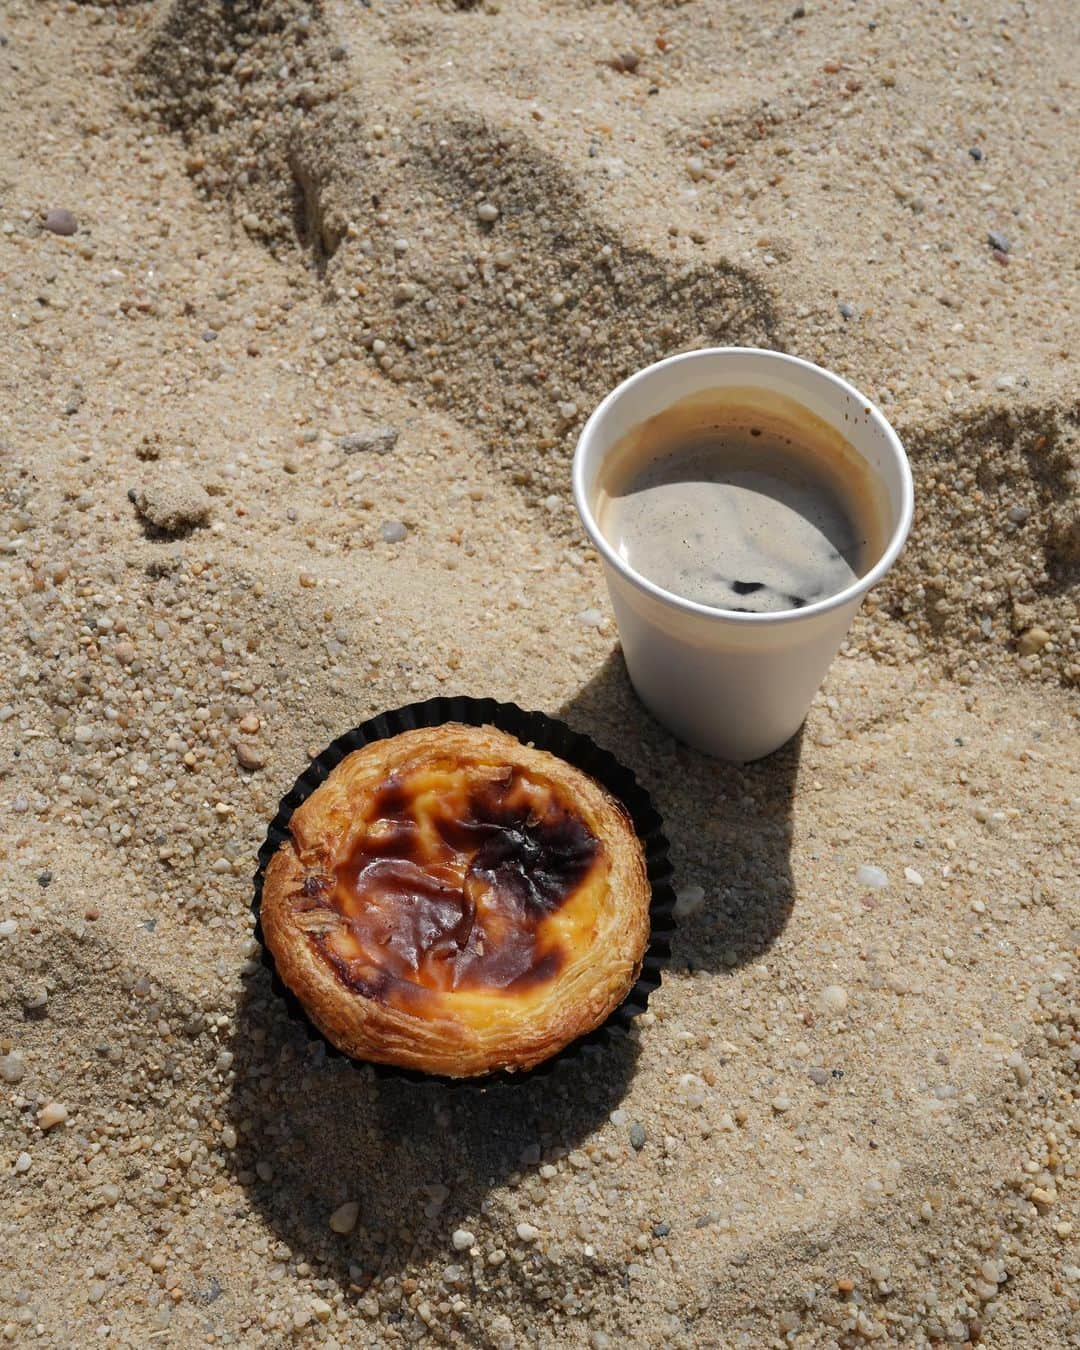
[559,648,801,975]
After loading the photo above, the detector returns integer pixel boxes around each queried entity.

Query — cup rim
[572,346,915,626]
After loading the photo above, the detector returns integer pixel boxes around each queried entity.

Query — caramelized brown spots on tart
[300,763,603,1008]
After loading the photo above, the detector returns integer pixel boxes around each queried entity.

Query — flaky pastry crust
[261,724,650,1077]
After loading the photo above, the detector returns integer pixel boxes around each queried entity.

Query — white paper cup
[572,348,914,762]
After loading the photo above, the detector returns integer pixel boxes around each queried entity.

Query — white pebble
[476,202,499,223]
[451,1228,475,1251]
[37,1102,69,1131]
[673,884,705,919]
[771,1096,792,1113]
[817,984,849,1015]
[577,608,604,628]
[380,520,408,543]
[0,1054,25,1084]
[13,1152,31,1174]
[516,1222,540,1243]
[0,919,17,937]
[1007,1052,1031,1086]
[904,866,924,886]
[856,864,889,890]
[678,1073,707,1108]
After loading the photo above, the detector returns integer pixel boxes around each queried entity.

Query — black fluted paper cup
[252,695,674,1089]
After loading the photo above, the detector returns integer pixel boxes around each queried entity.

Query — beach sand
[0,0,1076,1345]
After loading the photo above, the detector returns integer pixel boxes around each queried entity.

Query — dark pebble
[792,4,805,17]
[651,1222,670,1237]
[969,146,983,161]
[987,230,1011,254]
[37,871,53,888]
[202,329,219,342]
[838,301,855,319]
[629,1122,646,1150]
[43,208,78,237]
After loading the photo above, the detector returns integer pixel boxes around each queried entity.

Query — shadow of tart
[260,723,651,1078]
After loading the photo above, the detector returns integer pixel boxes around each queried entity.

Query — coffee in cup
[595,387,890,616]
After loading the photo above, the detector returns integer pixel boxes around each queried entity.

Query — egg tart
[260,723,651,1077]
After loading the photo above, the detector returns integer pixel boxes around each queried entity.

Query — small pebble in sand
[43,208,78,236]
[629,1123,646,1150]
[772,1096,792,1113]
[0,1055,26,1084]
[515,1223,540,1243]
[235,742,266,772]
[904,866,925,886]
[24,987,48,1013]
[340,424,398,455]
[1017,626,1050,655]
[673,884,705,919]
[14,1152,32,1174]
[856,863,889,890]
[1006,504,1030,524]
[969,146,983,160]
[380,520,408,543]
[451,1229,475,1251]
[838,301,856,319]
[808,1067,831,1086]
[130,471,212,535]
[328,1201,359,1234]
[678,1073,707,1107]
[476,202,499,223]
[37,1103,68,1131]
[817,985,849,1015]
[0,919,16,938]
[577,609,604,628]
[987,230,1011,254]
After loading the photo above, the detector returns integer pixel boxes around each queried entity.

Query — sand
[0,0,1077,1346]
